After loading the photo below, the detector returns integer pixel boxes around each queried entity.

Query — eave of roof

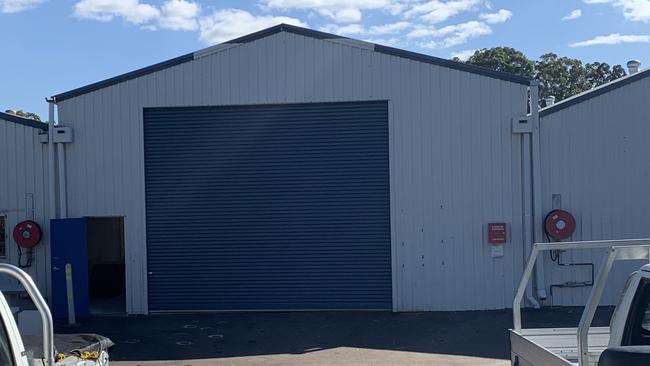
[540,67,650,117]
[51,23,532,102]
[0,111,48,130]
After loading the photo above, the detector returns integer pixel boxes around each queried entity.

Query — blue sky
[1,0,649,119]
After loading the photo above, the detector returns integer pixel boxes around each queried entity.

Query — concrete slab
[55,307,614,366]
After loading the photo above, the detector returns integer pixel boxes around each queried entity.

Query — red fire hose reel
[544,209,576,241]
[12,220,42,249]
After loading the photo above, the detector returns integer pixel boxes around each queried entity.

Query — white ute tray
[510,327,610,366]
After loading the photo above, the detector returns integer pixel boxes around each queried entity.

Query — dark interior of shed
[87,217,125,314]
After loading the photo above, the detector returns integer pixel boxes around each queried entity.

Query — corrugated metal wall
[540,76,650,306]
[0,119,51,296]
[57,31,529,313]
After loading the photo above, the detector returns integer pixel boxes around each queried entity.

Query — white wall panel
[57,31,529,313]
[0,120,51,296]
[540,76,650,306]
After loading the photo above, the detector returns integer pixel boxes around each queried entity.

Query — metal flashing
[193,43,239,60]
[0,111,48,130]
[328,38,375,51]
[540,67,650,117]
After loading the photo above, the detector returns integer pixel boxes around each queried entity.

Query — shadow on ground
[54,307,614,364]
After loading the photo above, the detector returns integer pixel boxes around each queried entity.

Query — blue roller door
[144,102,391,311]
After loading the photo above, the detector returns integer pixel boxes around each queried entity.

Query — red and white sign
[487,223,507,244]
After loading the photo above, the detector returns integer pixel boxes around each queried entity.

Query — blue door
[51,218,89,318]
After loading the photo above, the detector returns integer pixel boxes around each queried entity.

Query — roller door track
[144,101,391,311]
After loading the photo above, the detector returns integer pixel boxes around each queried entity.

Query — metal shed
[45,24,533,314]
[539,67,650,307]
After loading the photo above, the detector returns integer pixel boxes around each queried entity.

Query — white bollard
[65,263,76,325]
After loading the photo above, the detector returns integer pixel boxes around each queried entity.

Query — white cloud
[405,0,481,24]
[261,0,397,23]
[0,0,43,13]
[198,8,307,45]
[407,27,437,38]
[478,9,512,23]
[614,0,650,22]
[320,21,412,36]
[67,0,505,51]
[363,37,400,46]
[319,23,366,35]
[334,8,362,22]
[436,20,491,47]
[74,0,160,24]
[386,2,408,15]
[569,33,650,46]
[412,20,491,48]
[159,0,199,31]
[583,0,650,22]
[74,0,200,30]
[562,9,582,20]
[368,21,411,34]
[450,49,475,60]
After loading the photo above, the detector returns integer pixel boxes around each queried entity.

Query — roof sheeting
[0,111,48,130]
[52,24,532,103]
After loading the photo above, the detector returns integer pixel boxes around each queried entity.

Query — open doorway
[87,217,125,315]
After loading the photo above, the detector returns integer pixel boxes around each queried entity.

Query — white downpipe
[521,132,540,309]
[56,137,67,219]
[46,101,68,219]
[530,81,547,301]
[47,101,57,220]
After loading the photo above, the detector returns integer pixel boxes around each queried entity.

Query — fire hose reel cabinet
[544,209,576,241]
[12,220,42,249]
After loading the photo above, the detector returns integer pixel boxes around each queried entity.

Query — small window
[0,216,6,258]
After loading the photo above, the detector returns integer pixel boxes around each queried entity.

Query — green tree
[535,53,591,102]
[585,62,626,87]
[466,47,535,79]
[5,110,41,121]
[461,48,626,106]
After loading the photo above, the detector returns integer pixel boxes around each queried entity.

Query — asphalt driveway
[55,307,614,366]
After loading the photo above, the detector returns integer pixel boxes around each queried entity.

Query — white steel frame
[0,263,54,365]
[512,239,650,366]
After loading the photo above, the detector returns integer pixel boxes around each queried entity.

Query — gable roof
[540,67,650,117]
[51,24,532,103]
[0,111,48,130]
